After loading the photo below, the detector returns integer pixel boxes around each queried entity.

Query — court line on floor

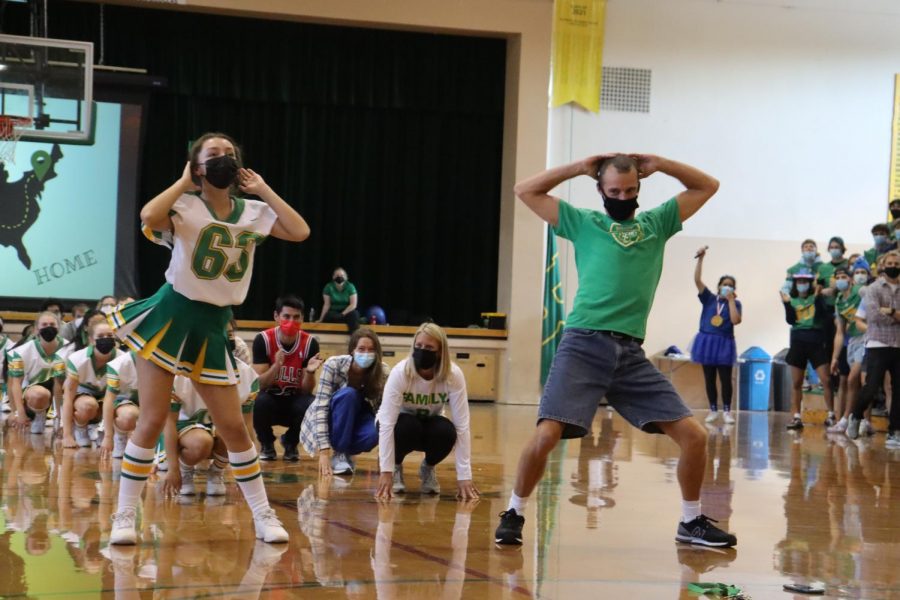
[279,499,534,598]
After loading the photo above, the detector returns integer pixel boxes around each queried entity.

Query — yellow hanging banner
[890,74,900,207]
[550,0,607,113]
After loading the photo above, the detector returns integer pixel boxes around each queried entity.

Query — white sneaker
[1,397,11,413]
[112,431,128,459]
[861,419,875,437]
[47,405,56,420]
[88,423,101,442]
[109,507,138,545]
[419,461,440,495]
[705,412,719,423]
[253,507,289,543]
[206,467,226,496]
[827,417,848,433]
[722,411,735,425]
[74,425,92,448]
[392,465,406,494]
[30,409,48,435]
[886,432,900,449]
[179,465,195,495]
[331,452,354,475]
[155,451,168,472]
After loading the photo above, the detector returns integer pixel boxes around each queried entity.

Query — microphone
[694,246,709,259]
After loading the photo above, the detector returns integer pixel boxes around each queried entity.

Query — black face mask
[228,338,236,353]
[892,208,900,220]
[601,194,639,222]
[412,347,438,370]
[885,266,900,279]
[95,337,117,355]
[203,155,239,190]
[39,326,58,342]
[333,277,345,284]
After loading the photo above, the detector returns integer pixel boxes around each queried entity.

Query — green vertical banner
[542,225,566,385]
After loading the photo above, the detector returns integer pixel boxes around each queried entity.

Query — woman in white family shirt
[374,323,479,500]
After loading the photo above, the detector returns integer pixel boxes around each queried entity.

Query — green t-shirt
[835,285,863,339]
[790,295,819,331]
[554,197,682,339]
[323,281,358,312]
[817,260,848,307]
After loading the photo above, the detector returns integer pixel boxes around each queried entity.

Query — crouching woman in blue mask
[300,327,388,476]
[691,246,742,425]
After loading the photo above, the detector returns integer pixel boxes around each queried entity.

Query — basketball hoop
[0,115,32,165]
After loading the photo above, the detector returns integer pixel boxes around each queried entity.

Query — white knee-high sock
[229,447,269,516]
[117,442,156,511]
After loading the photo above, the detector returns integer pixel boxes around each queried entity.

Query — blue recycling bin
[738,346,772,411]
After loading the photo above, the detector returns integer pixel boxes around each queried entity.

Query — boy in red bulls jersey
[252,295,323,461]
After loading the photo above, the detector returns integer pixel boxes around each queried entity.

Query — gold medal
[711,315,724,327]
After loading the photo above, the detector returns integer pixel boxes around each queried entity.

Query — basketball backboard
[0,34,94,144]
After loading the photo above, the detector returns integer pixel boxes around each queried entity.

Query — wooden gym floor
[1,405,898,599]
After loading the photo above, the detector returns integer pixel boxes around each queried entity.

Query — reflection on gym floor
[2,406,900,598]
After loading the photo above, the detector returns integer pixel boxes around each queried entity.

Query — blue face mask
[797,283,811,294]
[854,273,869,285]
[802,251,817,263]
[875,235,888,246]
[719,285,734,297]
[353,352,375,369]
[829,248,843,260]
[835,279,850,291]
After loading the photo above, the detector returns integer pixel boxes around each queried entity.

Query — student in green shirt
[495,152,736,549]
[318,267,360,333]
[829,262,869,434]
[780,268,834,431]
[864,223,895,274]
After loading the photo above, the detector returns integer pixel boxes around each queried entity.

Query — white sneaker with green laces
[254,507,289,543]
[110,507,138,545]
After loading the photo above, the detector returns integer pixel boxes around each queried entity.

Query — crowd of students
[691,205,900,446]
[0,297,477,502]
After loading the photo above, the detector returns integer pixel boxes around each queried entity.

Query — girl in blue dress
[691,247,742,424]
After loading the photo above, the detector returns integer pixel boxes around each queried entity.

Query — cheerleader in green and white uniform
[107,132,310,545]
[100,351,140,460]
[163,350,259,498]
[62,320,121,448]
[6,312,66,434]
[0,317,16,413]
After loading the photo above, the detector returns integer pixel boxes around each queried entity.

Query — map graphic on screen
[0,101,122,299]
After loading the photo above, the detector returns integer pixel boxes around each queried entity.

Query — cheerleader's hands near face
[179,161,200,193]
[238,168,271,197]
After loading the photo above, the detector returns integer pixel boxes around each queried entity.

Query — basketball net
[0,116,32,165]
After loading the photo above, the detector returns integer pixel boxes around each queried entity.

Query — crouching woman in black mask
[374,323,479,501]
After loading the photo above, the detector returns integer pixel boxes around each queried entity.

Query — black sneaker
[495,509,525,546]
[675,515,737,547]
[259,442,277,461]
[282,445,300,462]
[786,417,804,431]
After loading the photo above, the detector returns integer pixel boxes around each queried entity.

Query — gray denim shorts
[847,335,866,367]
[539,328,693,438]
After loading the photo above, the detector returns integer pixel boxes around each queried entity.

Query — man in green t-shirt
[495,153,736,549]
